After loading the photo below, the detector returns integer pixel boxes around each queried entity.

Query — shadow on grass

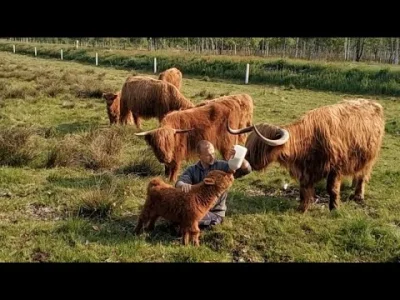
[46,173,113,189]
[55,122,106,136]
[56,211,237,249]
[226,178,358,217]
[47,176,100,189]
[55,214,183,247]
[52,177,364,248]
[226,190,298,216]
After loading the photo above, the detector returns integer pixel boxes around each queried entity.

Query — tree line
[7,37,400,64]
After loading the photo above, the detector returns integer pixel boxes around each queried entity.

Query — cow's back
[293,99,385,176]
[195,94,253,144]
[121,77,170,118]
[162,100,246,158]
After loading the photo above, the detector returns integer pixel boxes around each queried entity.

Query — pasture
[0,51,399,262]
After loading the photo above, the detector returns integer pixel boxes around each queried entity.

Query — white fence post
[245,63,250,84]
[76,40,79,49]
[61,49,63,60]
[13,45,15,53]
[154,57,157,73]
[95,53,98,66]
[34,47,37,56]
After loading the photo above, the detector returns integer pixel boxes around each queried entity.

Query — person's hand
[181,183,192,193]
[229,148,236,159]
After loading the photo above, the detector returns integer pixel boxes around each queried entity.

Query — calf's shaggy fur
[102,91,134,125]
[134,170,235,246]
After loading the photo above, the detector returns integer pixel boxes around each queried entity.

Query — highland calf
[102,91,134,125]
[227,99,385,212]
[134,170,235,246]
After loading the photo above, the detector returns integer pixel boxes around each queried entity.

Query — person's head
[196,140,216,166]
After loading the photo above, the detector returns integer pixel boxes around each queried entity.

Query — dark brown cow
[119,76,194,129]
[135,94,254,182]
[227,99,385,212]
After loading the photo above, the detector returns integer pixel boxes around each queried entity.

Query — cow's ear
[204,178,215,185]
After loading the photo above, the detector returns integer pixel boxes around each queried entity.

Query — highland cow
[135,93,254,182]
[134,169,235,246]
[119,76,194,129]
[227,99,385,212]
[196,93,253,132]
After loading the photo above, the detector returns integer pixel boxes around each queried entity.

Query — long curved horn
[226,121,254,135]
[174,128,193,134]
[253,125,289,147]
[134,129,157,136]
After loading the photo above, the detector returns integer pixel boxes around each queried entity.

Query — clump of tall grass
[46,127,124,170]
[0,125,41,166]
[74,173,125,219]
[116,149,164,177]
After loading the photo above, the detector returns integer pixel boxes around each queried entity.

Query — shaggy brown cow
[158,67,182,90]
[196,94,254,131]
[119,76,194,129]
[102,91,134,125]
[103,72,182,126]
[227,99,385,212]
[135,93,254,182]
[134,169,235,246]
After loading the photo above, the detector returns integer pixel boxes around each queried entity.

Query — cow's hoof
[296,205,309,213]
[350,194,364,204]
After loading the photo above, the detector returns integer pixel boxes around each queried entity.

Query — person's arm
[233,159,252,179]
[175,166,194,192]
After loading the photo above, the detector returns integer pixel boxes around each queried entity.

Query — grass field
[0,51,400,262]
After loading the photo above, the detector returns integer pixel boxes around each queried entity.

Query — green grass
[3,41,400,96]
[0,51,400,262]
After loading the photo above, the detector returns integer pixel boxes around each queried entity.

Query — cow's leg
[314,189,319,202]
[133,113,142,130]
[119,101,131,125]
[181,227,190,246]
[191,222,201,247]
[126,111,134,125]
[164,164,171,177]
[351,177,357,188]
[134,209,149,234]
[145,213,159,232]
[134,218,145,235]
[350,176,366,204]
[297,182,315,213]
[350,166,372,204]
[327,171,342,211]
[169,161,181,183]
